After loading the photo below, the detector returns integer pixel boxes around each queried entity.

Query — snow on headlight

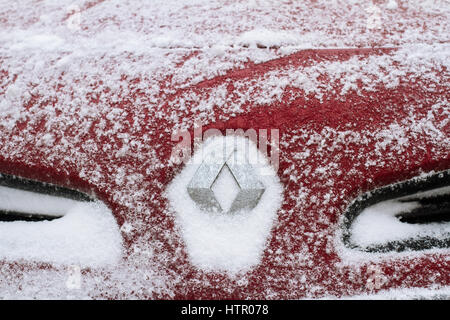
[0,174,123,267]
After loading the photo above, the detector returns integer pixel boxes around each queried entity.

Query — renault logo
[187,146,265,214]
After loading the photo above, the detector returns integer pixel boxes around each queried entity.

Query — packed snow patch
[0,185,81,217]
[167,135,283,274]
[0,0,448,298]
[0,198,123,267]
[350,186,450,248]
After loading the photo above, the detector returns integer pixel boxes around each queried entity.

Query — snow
[0,0,448,299]
[337,285,450,300]
[350,186,450,248]
[237,29,307,48]
[386,0,399,10]
[0,201,123,267]
[167,135,283,274]
[0,185,80,217]
[211,165,241,213]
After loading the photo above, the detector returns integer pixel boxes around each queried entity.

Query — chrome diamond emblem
[187,146,265,214]
[167,134,283,272]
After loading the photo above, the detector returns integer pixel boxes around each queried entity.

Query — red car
[0,0,448,299]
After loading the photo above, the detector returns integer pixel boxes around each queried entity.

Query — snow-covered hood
[0,0,449,299]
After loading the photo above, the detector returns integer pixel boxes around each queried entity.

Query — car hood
[0,0,449,299]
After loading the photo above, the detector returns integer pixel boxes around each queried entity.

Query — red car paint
[0,2,448,299]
